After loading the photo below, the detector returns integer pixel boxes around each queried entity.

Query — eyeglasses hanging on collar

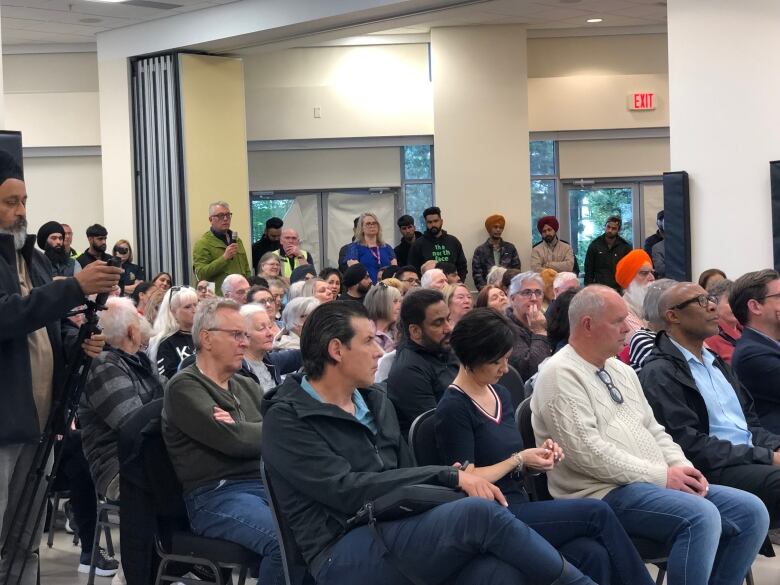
[596,368,624,404]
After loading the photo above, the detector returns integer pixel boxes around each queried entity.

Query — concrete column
[668,0,780,276]
[430,25,530,283]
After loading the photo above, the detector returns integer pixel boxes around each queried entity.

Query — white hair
[282,297,320,334]
[287,280,306,301]
[509,271,544,297]
[302,278,327,298]
[222,274,248,295]
[208,201,231,215]
[239,303,267,320]
[148,286,198,362]
[486,266,507,287]
[553,272,578,292]
[421,268,445,289]
[99,297,152,347]
[568,285,612,331]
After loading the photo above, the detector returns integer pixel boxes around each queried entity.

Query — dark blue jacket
[0,234,85,443]
[732,327,780,434]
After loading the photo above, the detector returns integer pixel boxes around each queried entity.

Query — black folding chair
[497,365,525,409]
[408,409,442,466]
[260,461,313,585]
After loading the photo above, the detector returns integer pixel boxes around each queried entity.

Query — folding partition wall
[131,54,189,284]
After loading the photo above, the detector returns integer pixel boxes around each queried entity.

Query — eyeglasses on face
[206,328,249,342]
[114,246,129,254]
[210,212,233,221]
[671,294,717,311]
[760,292,780,302]
[402,277,421,285]
[596,369,624,404]
[518,289,544,298]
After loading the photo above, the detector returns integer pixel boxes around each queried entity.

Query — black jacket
[387,339,459,436]
[583,234,632,290]
[639,332,780,473]
[407,230,468,281]
[259,375,457,570]
[393,231,422,266]
[0,234,85,443]
[471,239,521,290]
[732,327,780,434]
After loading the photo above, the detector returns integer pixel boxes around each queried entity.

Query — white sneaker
[110,566,126,585]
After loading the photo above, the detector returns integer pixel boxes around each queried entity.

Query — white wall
[24,156,104,253]
[668,0,780,276]
[559,138,670,179]
[248,147,401,191]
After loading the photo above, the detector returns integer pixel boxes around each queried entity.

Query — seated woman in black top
[435,308,653,585]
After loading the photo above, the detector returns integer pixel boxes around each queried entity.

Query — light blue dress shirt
[300,376,377,434]
[670,338,752,446]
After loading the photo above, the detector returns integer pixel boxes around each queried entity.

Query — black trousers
[56,430,97,554]
[708,463,780,527]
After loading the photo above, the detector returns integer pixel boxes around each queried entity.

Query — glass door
[567,184,636,270]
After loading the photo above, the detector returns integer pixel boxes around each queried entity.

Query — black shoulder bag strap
[366,502,429,585]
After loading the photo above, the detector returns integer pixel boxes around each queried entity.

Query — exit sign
[629,92,655,110]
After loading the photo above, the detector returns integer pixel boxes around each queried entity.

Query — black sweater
[407,230,468,281]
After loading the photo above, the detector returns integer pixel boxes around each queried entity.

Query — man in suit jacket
[731,269,780,434]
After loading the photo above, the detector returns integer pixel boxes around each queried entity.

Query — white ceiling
[0,0,666,48]
[0,0,237,46]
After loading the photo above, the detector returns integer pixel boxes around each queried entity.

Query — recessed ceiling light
[586,18,603,23]
[82,0,126,3]
[79,17,102,23]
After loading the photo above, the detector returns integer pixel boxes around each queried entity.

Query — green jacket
[192,230,251,295]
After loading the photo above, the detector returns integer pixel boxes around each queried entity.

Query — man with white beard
[614,249,655,339]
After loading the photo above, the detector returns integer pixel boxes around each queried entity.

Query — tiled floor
[39,523,780,585]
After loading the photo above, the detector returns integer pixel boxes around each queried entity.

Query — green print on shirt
[431,244,452,263]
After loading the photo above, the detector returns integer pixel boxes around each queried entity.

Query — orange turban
[615,249,653,289]
[485,214,506,231]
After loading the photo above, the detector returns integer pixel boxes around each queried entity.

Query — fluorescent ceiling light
[82,0,127,3]
[586,18,603,23]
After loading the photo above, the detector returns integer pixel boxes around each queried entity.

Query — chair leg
[46,494,60,548]
[104,521,114,557]
[745,567,754,585]
[86,508,103,585]
[236,564,248,585]
[655,566,666,585]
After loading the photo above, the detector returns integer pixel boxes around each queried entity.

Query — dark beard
[428,227,440,237]
[45,244,69,264]
[543,234,555,243]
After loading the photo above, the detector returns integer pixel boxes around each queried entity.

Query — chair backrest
[497,365,525,409]
[515,397,552,501]
[260,461,311,585]
[408,409,442,466]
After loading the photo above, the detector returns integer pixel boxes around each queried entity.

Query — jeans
[508,493,654,585]
[184,478,284,585]
[314,497,596,585]
[603,482,768,585]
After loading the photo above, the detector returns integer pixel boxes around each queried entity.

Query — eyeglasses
[255,298,275,306]
[210,212,233,221]
[401,277,421,285]
[596,369,624,404]
[636,269,653,278]
[207,328,249,342]
[114,246,129,254]
[169,286,182,298]
[518,289,544,298]
[671,294,717,311]
[760,292,780,302]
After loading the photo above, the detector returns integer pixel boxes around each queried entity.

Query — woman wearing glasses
[148,286,198,379]
[507,271,552,380]
[112,239,145,296]
[435,309,655,585]
[345,213,397,283]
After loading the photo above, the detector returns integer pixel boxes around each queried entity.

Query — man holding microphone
[192,201,251,295]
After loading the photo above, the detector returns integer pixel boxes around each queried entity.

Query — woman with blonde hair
[443,283,473,326]
[345,212,397,283]
[112,239,145,296]
[148,286,198,378]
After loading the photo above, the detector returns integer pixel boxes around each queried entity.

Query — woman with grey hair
[273,296,320,350]
[627,278,677,372]
[301,277,334,303]
[507,271,551,380]
[364,282,402,352]
[239,304,302,394]
[79,297,164,501]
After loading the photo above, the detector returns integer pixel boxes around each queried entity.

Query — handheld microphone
[231,230,239,245]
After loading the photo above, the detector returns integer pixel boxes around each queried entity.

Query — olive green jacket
[192,230,251,295]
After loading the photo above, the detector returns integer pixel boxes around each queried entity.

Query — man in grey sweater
[532,285,768,585]
[162,298,283,585]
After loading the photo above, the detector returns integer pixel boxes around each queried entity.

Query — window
[250,195,294,243]
[529,141,557,243]
[402,145,434,228]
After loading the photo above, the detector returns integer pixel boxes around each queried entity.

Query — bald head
[568,285,630,366]
[658,282,718,343]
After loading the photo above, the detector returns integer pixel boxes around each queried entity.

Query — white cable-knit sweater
[531,344,691,500]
